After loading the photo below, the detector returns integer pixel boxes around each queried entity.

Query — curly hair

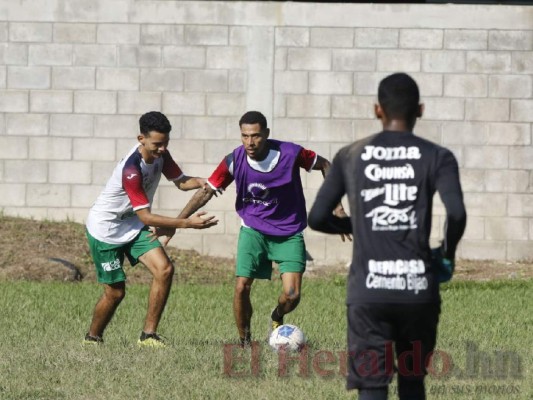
[139,111,172,135]
[239,111,268,130]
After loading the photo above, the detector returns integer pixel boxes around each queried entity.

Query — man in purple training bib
[176,111,348,346]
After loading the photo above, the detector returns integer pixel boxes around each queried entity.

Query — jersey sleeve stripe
[307,154,318,172]
[169,173,185,182]
[206,180,221,192]
[132,203,150,211]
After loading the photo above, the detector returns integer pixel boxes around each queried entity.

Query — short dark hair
[378,73,420,122]
[239,111,268,130]
[139,111,172,135]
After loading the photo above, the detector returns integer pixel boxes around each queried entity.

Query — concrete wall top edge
[0,1,530,30]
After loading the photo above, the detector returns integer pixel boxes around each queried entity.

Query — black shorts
[346,302,440,391]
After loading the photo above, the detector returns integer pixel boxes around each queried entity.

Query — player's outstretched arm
[174,176,206,191]
[136,207,218,230]
[147,209,218,245]
[177,185,217,219]
[150,182,219,245]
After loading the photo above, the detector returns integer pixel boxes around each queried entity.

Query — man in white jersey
[84,111,217,347]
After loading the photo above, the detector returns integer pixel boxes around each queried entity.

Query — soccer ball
[269,324,306,352]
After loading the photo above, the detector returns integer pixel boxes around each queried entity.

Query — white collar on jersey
[245,148,281,173]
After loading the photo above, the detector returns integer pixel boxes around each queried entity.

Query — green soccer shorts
[86,227,162,284]
[235,226,306,280]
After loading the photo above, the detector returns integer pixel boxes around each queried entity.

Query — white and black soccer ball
[268,324,306,352]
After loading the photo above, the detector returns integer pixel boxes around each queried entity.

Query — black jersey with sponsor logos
[309,130,465,304]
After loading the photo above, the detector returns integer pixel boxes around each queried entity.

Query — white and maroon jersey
[86,144,184,244]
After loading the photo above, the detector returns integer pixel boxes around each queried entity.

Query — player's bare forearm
[312,155,331,178]
[136,207,217,230]
[174,176,206,191]
[177,186,216,219]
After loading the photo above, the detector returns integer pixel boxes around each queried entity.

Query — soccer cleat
[83,333,103,345]
[137,331,166,348]
[240,330,252,348]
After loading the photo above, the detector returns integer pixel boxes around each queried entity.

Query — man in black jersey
[308,73,467,400]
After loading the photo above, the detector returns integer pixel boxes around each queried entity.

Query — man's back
[319,130,463,304]
[308,73,467,399]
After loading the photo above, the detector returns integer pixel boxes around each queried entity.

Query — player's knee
[154,260,174,281]
[284,288,300,303]
[105,285,126,303]
[235,280,252,296]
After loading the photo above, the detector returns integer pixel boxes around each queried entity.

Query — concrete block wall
[0,1,532,263]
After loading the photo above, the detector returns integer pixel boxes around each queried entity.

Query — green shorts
[86,227,161,284]
[236,226,306,280]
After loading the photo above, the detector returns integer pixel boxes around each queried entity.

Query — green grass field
[0,278,531,400]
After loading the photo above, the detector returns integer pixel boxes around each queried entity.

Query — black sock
[359,388,388,400]
[271,306,283,322]
[398,377,425,400]
[240,331,251,346]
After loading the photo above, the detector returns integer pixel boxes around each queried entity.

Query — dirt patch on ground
[1,215,531,283]
[0,215,234,284]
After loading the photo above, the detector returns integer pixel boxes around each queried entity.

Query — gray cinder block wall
[0,1,532,263]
